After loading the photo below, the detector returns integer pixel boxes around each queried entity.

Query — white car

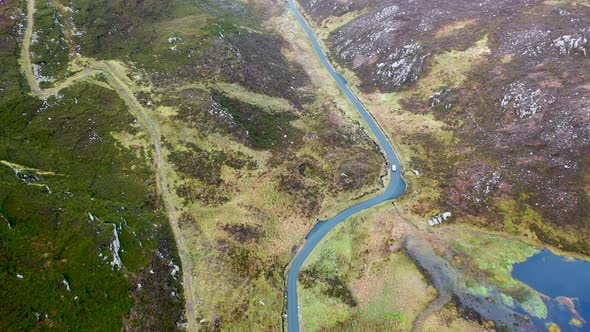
[391,164,397,172]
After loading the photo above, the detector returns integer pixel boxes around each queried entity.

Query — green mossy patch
[30,0,71,86]
[451,233,547,319]
[0,73,183,330]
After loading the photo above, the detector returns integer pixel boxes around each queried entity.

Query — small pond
[513,249,590,331]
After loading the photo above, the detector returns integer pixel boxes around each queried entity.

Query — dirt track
[18,1,197,330]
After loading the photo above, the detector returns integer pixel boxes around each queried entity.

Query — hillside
[294,0,590,330]
[2,0,589,331]
[1,0,385,330]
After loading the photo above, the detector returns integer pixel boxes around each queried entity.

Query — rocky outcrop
[500,81,554,119]
[299,0,590,254]
[427,211,451,227]
[374,42,428,88]
[328,4,430,91]
[301,0,547,92]
[553,34,588,56]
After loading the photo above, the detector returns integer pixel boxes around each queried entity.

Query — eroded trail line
[20,0,40,94]
[18,1,196,330]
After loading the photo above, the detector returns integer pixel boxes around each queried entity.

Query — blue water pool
[513,249,590,331]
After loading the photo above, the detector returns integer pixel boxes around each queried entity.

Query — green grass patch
[30,0,71,86]
[0,75,184,329]
[450,232,547,318]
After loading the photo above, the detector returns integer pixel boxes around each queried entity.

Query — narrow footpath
[18,1,197,330]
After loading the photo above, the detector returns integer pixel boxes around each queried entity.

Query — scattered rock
[110,225,123,271]
[553,34,588,56]
[428,211,452,226]
[501,81,553,119]
[62,279,71,292]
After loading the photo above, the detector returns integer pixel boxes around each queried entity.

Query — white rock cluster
[482,171,501,196]
[374,42,427,87]
[501,82,552,119]
[168,36,182,44]
[330,4,428,89]
[333,5,401,62]
[373,5,400,23]
[31,31,40,45]
[168,34,183,52]
[110,225,123,271]
[500,28,551,57]
[62,279,71,292]
[428,212,451,226]
[429,89,454,110]
[2,214,11,229]
[170,261,180,276]
[553,35,588,56]
[32,63,53,83]
[208,99,234,121]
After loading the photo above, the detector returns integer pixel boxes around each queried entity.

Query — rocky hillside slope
[295,0,590,330]
[300,0,590,255]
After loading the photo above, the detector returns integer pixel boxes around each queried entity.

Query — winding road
[286,1,407,331]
